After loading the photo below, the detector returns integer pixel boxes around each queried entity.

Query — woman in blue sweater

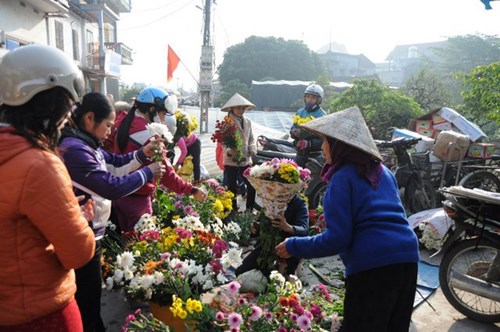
[59,92,164,331]
[276,107,419,332]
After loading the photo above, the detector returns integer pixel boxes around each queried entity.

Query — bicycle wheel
[459,171,500,192]
[439,238,500,323]
[405,177,436,214]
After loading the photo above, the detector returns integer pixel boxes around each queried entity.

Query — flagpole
[177,58,199,86]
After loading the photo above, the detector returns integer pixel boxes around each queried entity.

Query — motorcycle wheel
[307,182,327,210]
[405,177,436,214]
[459,171,500,192]
[439,238,500,323]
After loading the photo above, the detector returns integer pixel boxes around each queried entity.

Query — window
[72,29,80,61]
[55,20,64,51]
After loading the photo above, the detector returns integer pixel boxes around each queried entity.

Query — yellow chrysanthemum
[292,115,315,125]
[213,199,224,212]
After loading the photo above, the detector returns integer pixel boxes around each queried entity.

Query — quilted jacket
[0,125,95,325]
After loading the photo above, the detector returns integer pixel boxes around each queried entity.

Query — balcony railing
[104,42,133,65]
[80,0,131,13]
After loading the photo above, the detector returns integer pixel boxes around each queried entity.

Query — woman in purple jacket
[59,92,164,332]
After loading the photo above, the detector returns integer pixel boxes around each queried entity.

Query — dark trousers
[235,243,301,277]
[187,138,201,181]
[224,165,256,211]
[75,240,106,332]
[340,262,417,332]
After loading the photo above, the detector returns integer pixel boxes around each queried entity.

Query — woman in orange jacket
[0,45,96,331]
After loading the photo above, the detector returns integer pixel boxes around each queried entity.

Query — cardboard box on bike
[408,107,486,142]
[391,128,435,152]
[432,130,470,162]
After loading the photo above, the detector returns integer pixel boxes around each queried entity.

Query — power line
[120,0,197,31]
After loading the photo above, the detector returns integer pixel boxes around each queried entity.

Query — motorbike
[254,135,327,209]
[375,137,436,214]
[436,186,500,323]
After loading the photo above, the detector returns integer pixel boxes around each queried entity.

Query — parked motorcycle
[375,137,436,214]
[436,186,500,323]
[254,135,327,209]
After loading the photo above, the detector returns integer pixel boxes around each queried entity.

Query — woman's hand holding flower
[275,240,292,259]
[192,187,208,202]
[271,214,294,234]
[143,137,165,161]
[77,195,95,222]
[147,162,166,179]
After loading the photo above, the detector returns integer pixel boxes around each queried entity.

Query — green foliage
[326,79,424,139]
[217,36,326,89]
[459,62,500,126]
[434,34,500,75]
[402,69,451,111]
[214,79,250,108]
[119,85,143,102]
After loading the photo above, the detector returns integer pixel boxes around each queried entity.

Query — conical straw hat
[221,93,256,112]
[300,106,382,161]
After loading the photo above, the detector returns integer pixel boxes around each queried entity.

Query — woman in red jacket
[114,87,207,231]
[0,45,96,331]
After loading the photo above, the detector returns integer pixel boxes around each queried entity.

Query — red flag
[167,45,180,83]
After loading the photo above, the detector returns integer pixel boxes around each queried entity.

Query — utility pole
[199,0,213,133]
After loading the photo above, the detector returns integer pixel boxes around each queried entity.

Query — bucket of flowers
[105,214,243,329]
[243,158,310,272]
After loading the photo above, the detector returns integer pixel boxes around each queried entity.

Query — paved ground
[101,108,500,331]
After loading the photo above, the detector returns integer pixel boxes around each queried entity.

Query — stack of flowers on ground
[187,271,343,331]
[105,215,242,306]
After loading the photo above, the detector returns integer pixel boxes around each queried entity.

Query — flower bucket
[149,301,195,332]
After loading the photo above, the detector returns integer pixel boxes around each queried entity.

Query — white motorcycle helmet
[0,44,84,106]
[164,94,178,115]
[304,84,324,111]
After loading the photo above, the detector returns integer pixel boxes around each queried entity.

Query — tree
[119,85,143,102]
[326,80,424,139]
[214,79,251,108]
[217,36,325,89]
[434,34,500,75]
[459,62,500,126]
[402,69,451,111]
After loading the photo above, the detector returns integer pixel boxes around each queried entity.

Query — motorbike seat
[257,149,296,159]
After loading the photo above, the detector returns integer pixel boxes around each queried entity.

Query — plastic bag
[237,269,268,293]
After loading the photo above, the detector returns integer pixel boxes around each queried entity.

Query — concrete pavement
[100,109,500,331]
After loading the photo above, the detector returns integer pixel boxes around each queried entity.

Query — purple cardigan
[59,134,153,239]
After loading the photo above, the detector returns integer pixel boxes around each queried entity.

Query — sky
[118,0,499,92]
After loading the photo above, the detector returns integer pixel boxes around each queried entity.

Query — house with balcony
[376,41,448,87]
[0,0,133,99]
[318,50,378,83]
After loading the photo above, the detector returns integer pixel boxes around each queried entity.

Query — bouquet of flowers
[145,123,173,164]
[106,218,242,306]
[291,115,316,140]
[243,158,310,272]
[211,116,243,163]
[206,271,343,331]
[173,111,198,143]
[243,158,311,219]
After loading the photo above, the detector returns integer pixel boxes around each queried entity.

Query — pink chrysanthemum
[227,312,243,328]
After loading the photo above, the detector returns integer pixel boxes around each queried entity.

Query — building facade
[0,0,133,99]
